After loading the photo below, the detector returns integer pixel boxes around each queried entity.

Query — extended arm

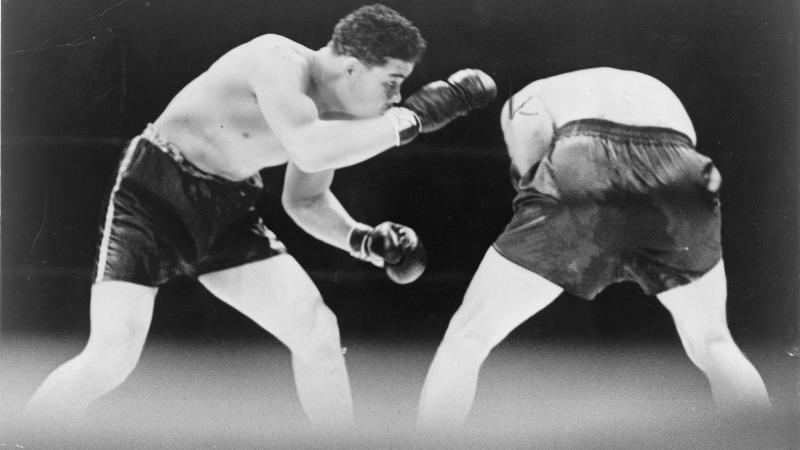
[250,47,496,172]
[256,85,399,173]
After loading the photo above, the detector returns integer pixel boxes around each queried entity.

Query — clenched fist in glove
[384,69,498,145]
[348,221,427,284]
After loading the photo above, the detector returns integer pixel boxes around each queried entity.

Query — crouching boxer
[417,67,771,431]
[24,3,495,433]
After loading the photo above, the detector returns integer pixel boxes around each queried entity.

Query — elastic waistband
[141,123,178,155]
[554,118,694,148]
[139,123,220,181]
[138,123,260,188]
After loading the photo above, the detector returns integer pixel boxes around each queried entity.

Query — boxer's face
[342,58,414,118]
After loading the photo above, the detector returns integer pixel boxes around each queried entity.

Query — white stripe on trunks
[95,136,141,284]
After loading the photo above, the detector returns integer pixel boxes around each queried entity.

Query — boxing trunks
[94,124,286,286]
[494,119,722,299]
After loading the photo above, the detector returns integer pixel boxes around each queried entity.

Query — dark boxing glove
[384,69,497,145]
[348,222,427,284]
[404,68,497,133]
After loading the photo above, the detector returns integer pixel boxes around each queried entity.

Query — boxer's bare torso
[153,34,412,180]
[153,35,312,180]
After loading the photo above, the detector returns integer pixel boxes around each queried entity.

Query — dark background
[2,0,798,408]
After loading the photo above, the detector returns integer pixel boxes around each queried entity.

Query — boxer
[24,3,496,433]
[417,67,770,431]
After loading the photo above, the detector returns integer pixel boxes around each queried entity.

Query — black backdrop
[2,0,798,353]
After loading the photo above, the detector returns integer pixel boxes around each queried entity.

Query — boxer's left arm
[500,90,554,173]
[281,161,357,253]
[282,162,426,284]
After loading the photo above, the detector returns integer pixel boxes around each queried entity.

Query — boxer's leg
[198,254,353,432]
[24,281,157,425]
[656,259,771,415]
[417,247,563,431]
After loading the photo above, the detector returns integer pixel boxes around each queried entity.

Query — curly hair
[330,4,426,67]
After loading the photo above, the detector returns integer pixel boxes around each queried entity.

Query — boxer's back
[526,67,696,144]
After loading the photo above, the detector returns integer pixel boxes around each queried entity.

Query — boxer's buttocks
[494,119,721,300]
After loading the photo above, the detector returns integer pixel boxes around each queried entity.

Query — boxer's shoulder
[214,34,312,86]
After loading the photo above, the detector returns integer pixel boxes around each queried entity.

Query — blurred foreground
[2,333,797,448]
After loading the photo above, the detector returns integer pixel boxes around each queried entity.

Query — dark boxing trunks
[94,124,286,286]
[493,119,722,299]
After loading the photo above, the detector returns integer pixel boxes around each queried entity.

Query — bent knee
[78,340,144,387]
[682,328,736,366]
[439,322,497,361]
[89,315,150,350]
[84,325,149,375]
[287,302,343,356]
[309,304,341,342]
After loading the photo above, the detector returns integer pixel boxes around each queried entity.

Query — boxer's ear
[343,57,362,77]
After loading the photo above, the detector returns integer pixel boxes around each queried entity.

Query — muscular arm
[281,161,358,252]
[247,46,398,173]
[259,88,398,172]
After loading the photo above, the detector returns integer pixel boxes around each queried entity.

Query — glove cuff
[385,107,422,146]
[347,223,383,267]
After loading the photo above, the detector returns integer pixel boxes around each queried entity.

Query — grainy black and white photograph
[2,0,798,448]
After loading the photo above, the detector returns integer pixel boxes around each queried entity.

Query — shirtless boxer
[24,4,496,431]
[417,67,770,430]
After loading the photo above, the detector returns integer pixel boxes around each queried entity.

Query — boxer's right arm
[400,69,497,134]
[253,81,399,173]
[249,58,496,172]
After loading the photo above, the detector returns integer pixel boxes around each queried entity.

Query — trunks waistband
[554,118,694,148]
[140,123,223,181]
[139,123,261,188]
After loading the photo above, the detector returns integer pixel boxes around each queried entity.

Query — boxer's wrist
[384,107,421,146]
[348,223,384,266]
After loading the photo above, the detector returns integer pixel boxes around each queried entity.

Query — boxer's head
[330,4,426,67]
[327,4,426,117]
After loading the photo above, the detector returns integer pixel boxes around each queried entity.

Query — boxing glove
[384,68,497,145]
[348,222,427,284]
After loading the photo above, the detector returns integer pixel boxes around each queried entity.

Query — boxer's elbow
[281,190,316,220]
[282,193,330,235]
[287,150,329,173]
[283,130,337,173]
